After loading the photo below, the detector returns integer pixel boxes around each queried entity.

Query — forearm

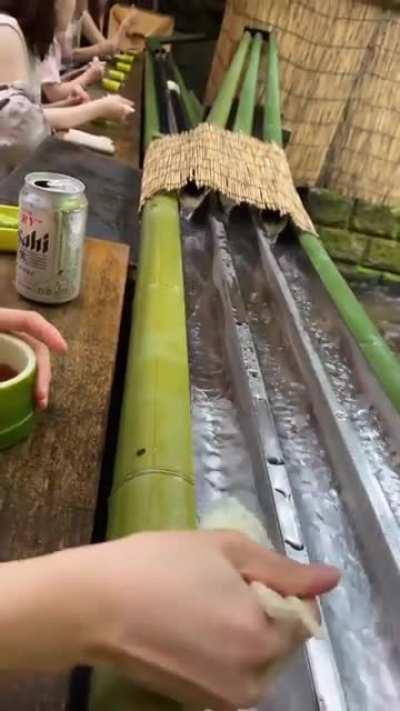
[73,68,95,89]
[0,548,102,671]
[73,44,104,63]
[43,82,70,103]
[58,70,93,93]
[61,65,89,81]
[44,100,104,130]
[82,10,105,44]
[45,97,77,108]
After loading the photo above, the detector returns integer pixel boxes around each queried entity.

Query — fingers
[80,89,90,103]
[122,98,135,118]
[16,334,51,410]
[68,95,84,106]
[32,340,51,410]
[116,98,135,121]
[118,97,134,108]
[249,549,339,598]
[210,531,340,598]
[70,88,90,105]
[0,308,67,410]
[0,309,67,355]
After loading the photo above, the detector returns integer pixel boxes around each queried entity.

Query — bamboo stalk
[189,90,204,122]
[90,197,194,711]
[264,34,400,413]
[91,669,181,711]
[264,32,282,146]
[90,44,195,711]
[112,194,195,493]
[233,33,263,135]
[108,474,195,538]
[207,31,252,128]
[144,51,160,150]
[169,55,202,127]
[299,231,400,410]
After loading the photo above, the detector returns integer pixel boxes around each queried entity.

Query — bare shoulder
[0,23,28,83]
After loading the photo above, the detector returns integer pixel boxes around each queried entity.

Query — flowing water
[182,211,400,710]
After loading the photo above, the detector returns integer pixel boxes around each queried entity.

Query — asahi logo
[19,229,49,254]
[20,210,49,254]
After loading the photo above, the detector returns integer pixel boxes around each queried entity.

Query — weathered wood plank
[0,238,129,709]
[85,55,143,170]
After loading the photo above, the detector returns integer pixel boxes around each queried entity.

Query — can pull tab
[34,180,51,189]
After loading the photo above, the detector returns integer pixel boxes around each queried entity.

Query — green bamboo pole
[207,31,252,128]
[264,33,400,412]
[264,32,282,146]
[144,51,160,150]
[90,43,195,711]
[298,232,400,409]
[111,194,195,497]
[90,198,196,711]
[233,33,263,135]
[189,90,205,122]
[169,56,203,127]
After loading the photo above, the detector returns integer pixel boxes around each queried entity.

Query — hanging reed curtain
[206,0,400,205]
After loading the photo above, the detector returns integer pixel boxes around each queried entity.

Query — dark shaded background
[112,0,225,98]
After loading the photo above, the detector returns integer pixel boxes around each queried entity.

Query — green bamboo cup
[0,204,19,229]
[0,228,18,252]
[0,204,19,252]
[115,53,134,65]
[115,61,131,74]
[0,334,36,450]
[106,69,125,82]
[102,78,121,93]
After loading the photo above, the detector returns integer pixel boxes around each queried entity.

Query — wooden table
[85,55,143,170]
[0,239,129,710]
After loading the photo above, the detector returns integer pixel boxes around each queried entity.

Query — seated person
[0,0,134,176]
[71,0,136,62]
[41,0,105,106]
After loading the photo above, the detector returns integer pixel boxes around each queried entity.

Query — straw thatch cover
[206,0,400,206]
[140,123,315,233]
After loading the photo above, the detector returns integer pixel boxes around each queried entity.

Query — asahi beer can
[16,172,88,304]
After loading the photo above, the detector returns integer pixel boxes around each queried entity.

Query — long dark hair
[0,0,56,58]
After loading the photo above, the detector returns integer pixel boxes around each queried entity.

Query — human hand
[99,95,135,122]
[119,8,139,38]
[97,36,121,58]
[87,58,105,83]
[0,308,67,409]
[68,85,90,105]
[78,530,339,710]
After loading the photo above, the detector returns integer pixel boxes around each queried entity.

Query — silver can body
[16,172,88,304]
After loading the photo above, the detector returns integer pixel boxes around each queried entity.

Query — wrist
[48,545,121,667]
[67,540,145,670]
[86,97,107,120]
[0,549,99,670]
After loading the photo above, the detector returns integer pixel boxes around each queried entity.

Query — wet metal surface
[275,244,400,526]
[182,210,400,710]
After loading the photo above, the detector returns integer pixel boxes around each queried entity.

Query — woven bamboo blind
[206,0,400,205]
[141,123,315,233]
